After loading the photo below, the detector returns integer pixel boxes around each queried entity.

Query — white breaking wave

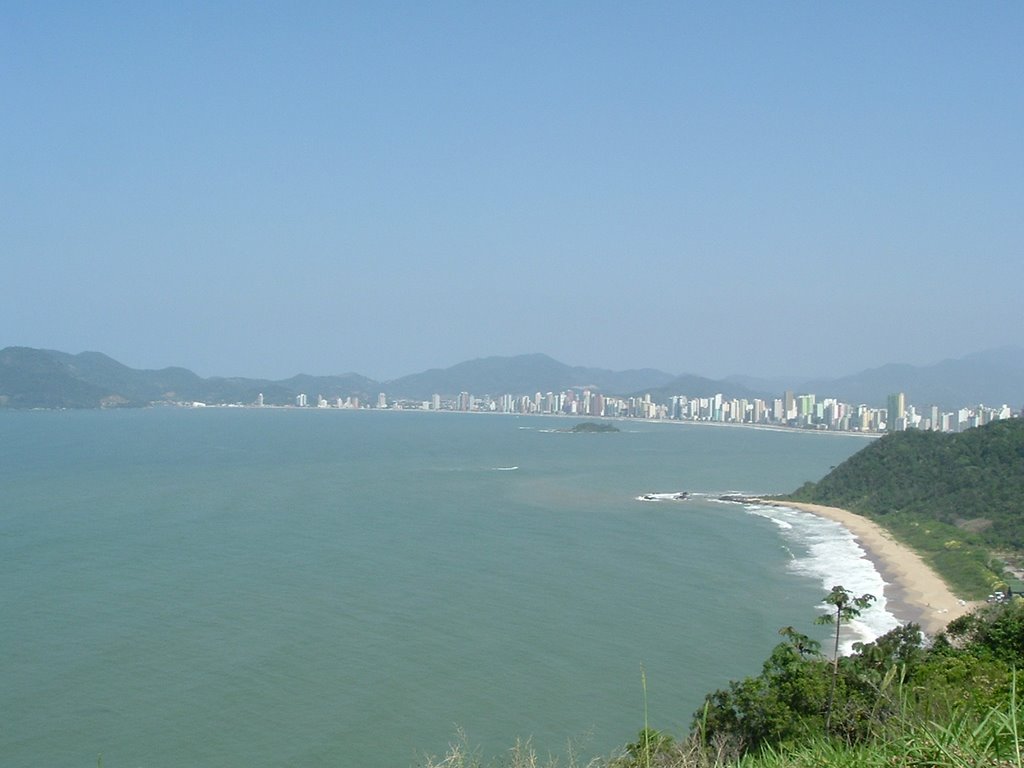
[636,491,689,502]
[491,466,519,471]
[742,502,899,653]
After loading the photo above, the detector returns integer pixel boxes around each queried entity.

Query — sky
[3,3,1022,382]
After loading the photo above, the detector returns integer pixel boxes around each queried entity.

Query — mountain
[277,373,381,401]
[3,345,1021,410]
[0,347,117,408]
[799,346,1024,411]
[0,348,677,409]
[44,349,207,402]
[382,353,676,400]
[0,347,383,408]
[634,373,768,403]
[722,373,795,393]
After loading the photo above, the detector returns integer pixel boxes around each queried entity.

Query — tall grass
[894,672,1022,768]
[418,728,603,768]
[420,671,1022,768]
[738,670,1023,768]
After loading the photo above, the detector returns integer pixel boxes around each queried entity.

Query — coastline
[753,499,975,636]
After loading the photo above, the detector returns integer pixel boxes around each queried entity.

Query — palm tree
[816,585,875,733]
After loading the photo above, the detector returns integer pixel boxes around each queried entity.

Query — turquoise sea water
[1,409,878,767]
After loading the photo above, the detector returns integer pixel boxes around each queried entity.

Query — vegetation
[815,587,875,732]
[0,347,117,408]
[0,346,374,407]
[422,599,1024,768]
[785,418,1024,597]
[687,598,1024,767]
[569,422,621,433]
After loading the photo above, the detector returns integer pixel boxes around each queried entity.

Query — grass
[418,728,603,768]
[420,673,1024,768]
[881,512,1003,599]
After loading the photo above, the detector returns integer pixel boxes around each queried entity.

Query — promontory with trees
[785,418,1024,598]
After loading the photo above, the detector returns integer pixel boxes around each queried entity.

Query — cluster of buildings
[268,387,1018,434]
[268,392,364,410]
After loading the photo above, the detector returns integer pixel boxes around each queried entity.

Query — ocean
[0,408,891,767]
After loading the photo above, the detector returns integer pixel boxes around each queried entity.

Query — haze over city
[3,4,1022,381]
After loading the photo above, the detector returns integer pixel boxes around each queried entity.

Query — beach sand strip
[755,500,976,636]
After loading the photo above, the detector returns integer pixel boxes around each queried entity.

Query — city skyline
[4,5,1022,380]
[3,342,1022,415]
[237,383,1020,437]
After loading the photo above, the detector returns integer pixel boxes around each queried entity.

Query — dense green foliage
[689,600,1024,762]
[788,419,1024,546]
[786,419,1024,596]
[569,422,621,433]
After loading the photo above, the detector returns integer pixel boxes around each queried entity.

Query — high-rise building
[773,398,784,421]
[887,392,906,431]
[798,394,815,418]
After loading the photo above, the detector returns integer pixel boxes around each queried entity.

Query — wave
[741,502,899,652]
[430,465,519,473]
[636,491,689,502]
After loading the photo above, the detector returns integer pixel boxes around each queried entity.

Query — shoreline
[752,499,976,636]
[81,405,890,440]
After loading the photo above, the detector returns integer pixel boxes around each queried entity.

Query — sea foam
[742,503,899,652]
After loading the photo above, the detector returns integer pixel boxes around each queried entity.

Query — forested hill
[787,419,1024,551]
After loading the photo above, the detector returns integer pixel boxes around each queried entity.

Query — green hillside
[0,347,122,408]
[786,418,1024,596]
[0,347,380,408]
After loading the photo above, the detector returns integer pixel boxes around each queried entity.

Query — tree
[779,625,822,658]
[816,585,875,732]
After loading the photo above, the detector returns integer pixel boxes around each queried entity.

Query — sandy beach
[755,499,976,636]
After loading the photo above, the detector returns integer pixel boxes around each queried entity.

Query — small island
[568,421,620,433]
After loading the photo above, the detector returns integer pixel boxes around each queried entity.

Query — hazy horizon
[4,5,1022,381]
[9,343,1023,389]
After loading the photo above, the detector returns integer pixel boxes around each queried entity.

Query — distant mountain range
[793,347,1024,411]
[0,345,1021,410]
[383,353,676,400]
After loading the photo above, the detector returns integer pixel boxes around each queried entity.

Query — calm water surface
[0,409,875,766]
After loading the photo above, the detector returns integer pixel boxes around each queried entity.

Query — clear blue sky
[3,3,1022,381]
